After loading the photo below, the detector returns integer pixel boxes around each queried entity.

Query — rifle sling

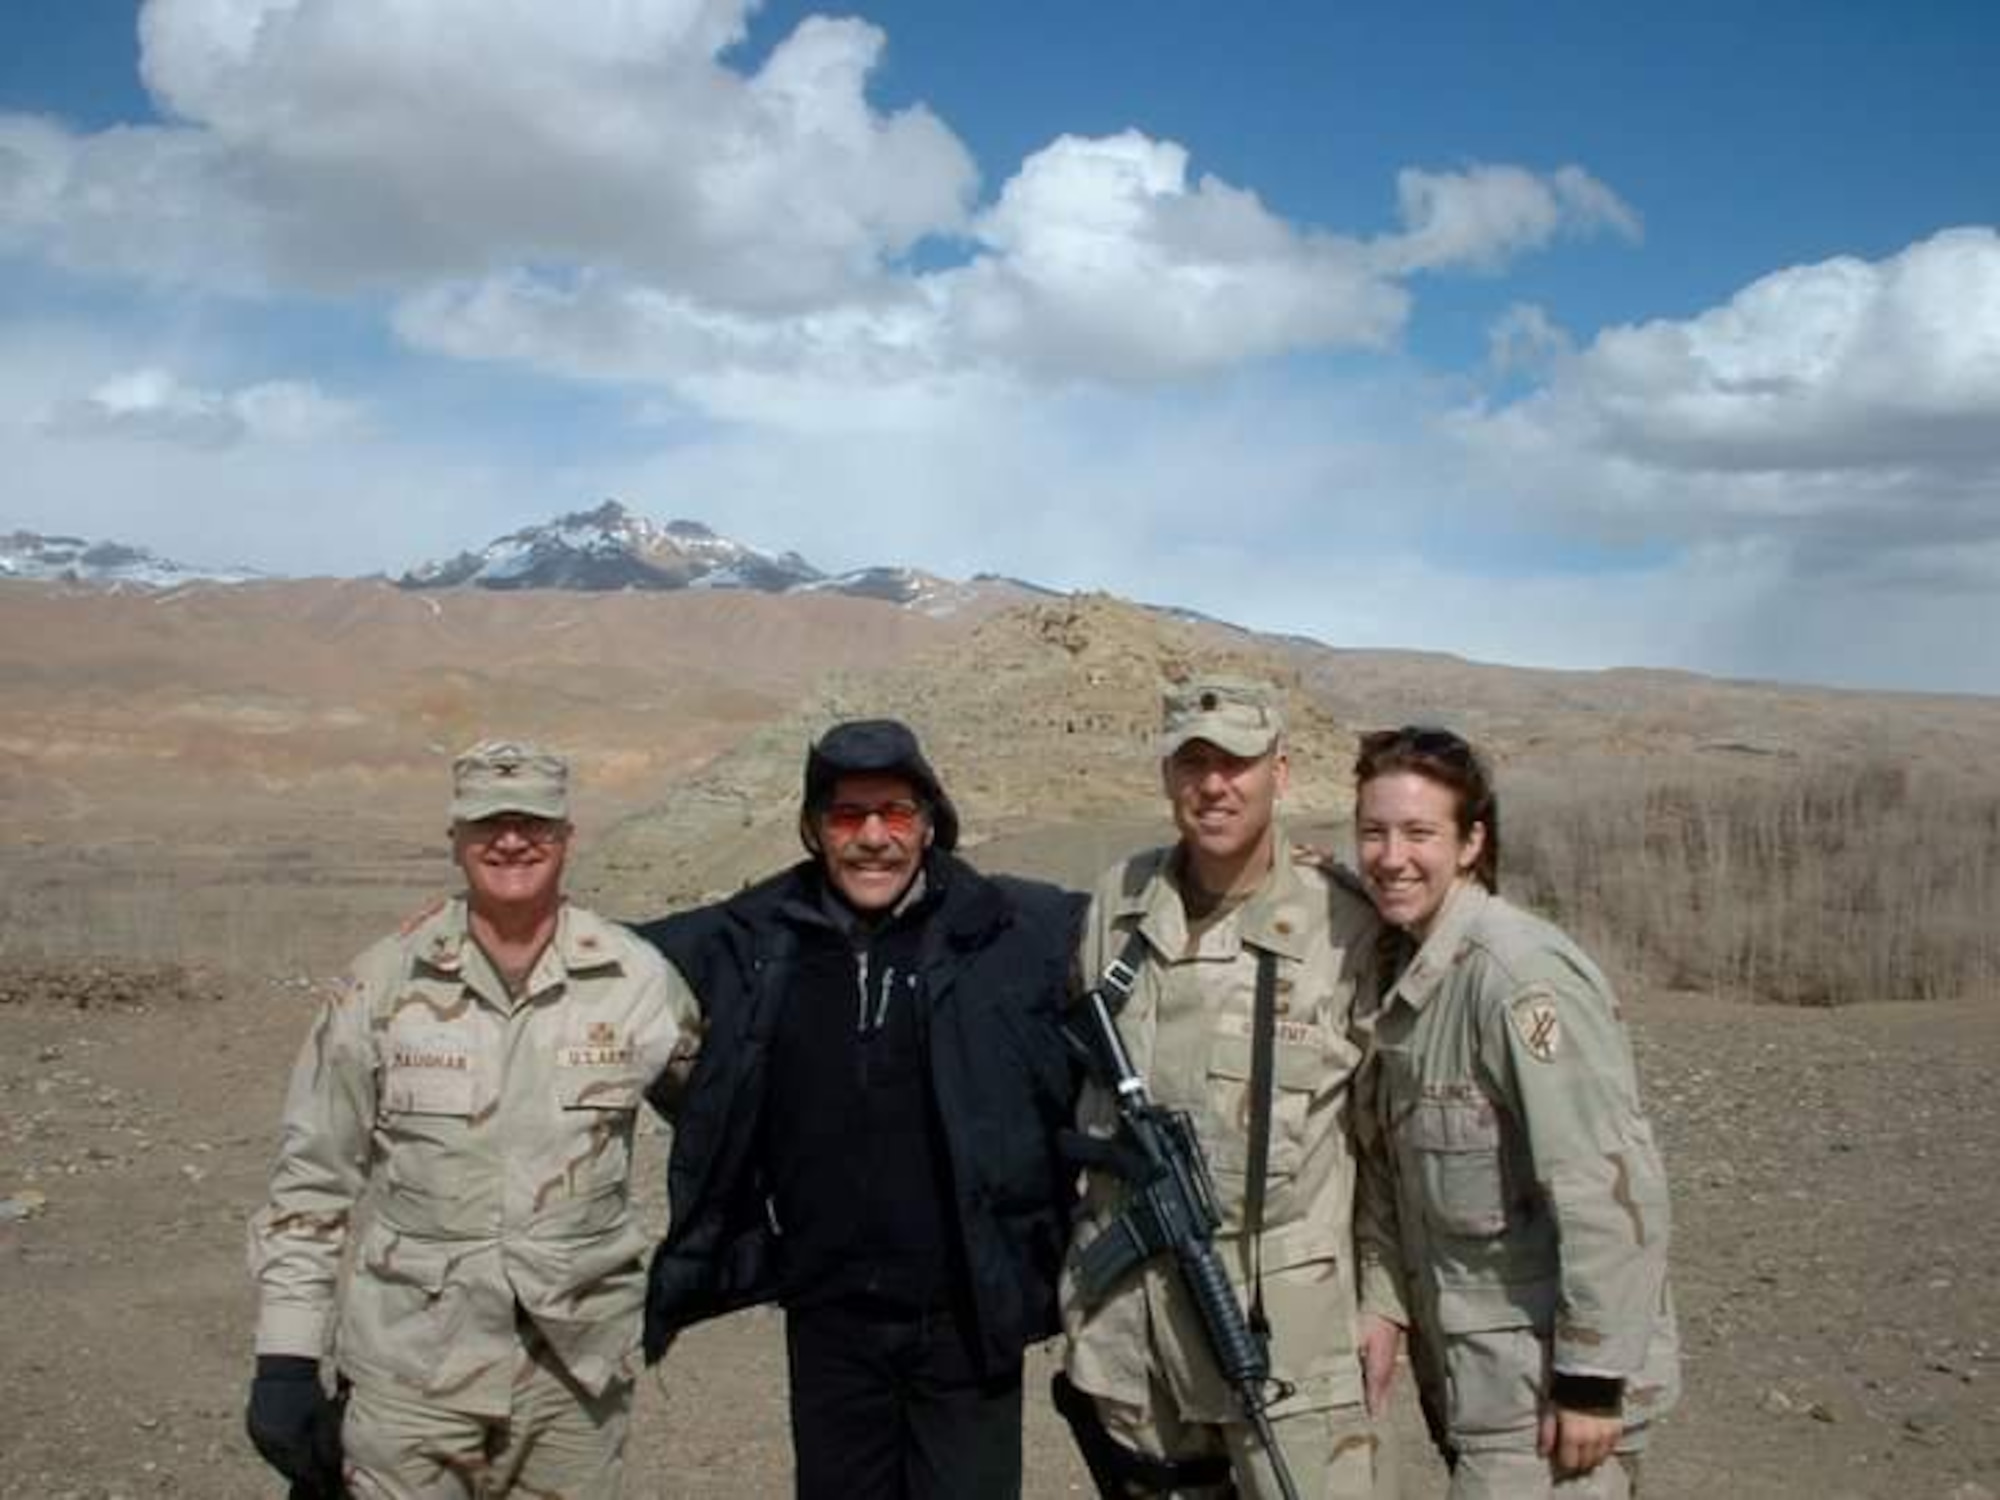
[1244,946,1277,1340]
[1093,928,1152,1019]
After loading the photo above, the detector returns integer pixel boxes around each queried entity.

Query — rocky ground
[2,962,1996,1499]
[7,558,2000,1500]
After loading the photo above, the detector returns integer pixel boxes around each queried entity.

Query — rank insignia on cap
[451,739,569,823]
[1159,676,1285,759]
[1512,994,1561,1062]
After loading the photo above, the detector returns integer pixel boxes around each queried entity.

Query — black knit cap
[802,718,959,852]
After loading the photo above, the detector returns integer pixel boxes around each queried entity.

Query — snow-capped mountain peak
[397,501,824,594]
[0,530,261,587]
[0,504,1054,619]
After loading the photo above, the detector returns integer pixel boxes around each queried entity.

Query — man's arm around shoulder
[990,873,1089,956]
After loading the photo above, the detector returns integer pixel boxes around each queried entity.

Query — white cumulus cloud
[2,3,1639,395]
[395,128,1422,403]
[939,131,1409,381]
[0,112,266,288]
[1450,226,2000,582]
[5,0,976,305]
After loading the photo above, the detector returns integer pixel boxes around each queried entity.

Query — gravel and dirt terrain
[3,962,1997,1499]
[3,580,1997,1498]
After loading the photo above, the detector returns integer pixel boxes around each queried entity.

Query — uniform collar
[413,897,622,986]
[412,896,473,975]
[1386,880,1490,1011]
[555,903,626,973]
[1114,827,1313,963]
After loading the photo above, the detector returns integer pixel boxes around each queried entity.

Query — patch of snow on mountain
[0,530,261,586]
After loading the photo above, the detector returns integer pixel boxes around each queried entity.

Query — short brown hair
[1353,725,1500,891]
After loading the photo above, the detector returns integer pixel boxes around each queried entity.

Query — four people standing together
[248,685,1677,1498]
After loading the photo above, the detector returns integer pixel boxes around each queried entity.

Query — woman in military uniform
[1349,727,1678,1499]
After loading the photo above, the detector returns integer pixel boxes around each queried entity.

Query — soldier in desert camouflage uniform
[1060,677,1399,1499]
[1350,726,1678,1500]
[246,740,701,1499]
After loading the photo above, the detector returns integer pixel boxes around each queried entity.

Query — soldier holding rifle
[1058,678,1398,1499]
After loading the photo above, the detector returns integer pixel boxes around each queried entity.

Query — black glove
[246,1355,344,1494]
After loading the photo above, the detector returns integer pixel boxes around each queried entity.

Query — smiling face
[452,813,570,921]
[1355,769,1486,937]
[1163,738,1288,893]
[810,771,933,913]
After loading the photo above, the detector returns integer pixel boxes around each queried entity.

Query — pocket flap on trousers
[1434,1277,1555,1334]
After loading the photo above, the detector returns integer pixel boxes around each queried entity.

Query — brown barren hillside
[0,579,974,968]
[1284,640,2000,781]
[581,593,1369,912]
[5,576,1997,973]
[0,578,965,829]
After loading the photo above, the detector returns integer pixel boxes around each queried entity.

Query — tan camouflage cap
[1160,676,1286,758]
[450,740,570,822]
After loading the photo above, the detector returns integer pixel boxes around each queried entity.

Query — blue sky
[2,1,1996,693]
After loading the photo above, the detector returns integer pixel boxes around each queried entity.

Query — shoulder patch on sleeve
[1511,992,1562,1062]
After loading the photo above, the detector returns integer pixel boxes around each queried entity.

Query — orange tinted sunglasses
[821,799,924,839]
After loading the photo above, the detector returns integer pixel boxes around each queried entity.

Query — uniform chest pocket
[381,1023,476,1116]
[554,1021,648,1107]
[1407,1093,1508,1239]
[1201,1025,1349,1182]
[383,1068,476,1116]
[544,1064,646,1212]
[554,1065,644,1113]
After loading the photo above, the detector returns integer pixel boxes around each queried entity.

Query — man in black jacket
[637,718,1083,1500]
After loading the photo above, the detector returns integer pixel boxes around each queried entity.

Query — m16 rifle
[1063,946,1302,1500]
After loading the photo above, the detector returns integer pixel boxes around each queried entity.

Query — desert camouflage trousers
[1415,1321,1655,1500]
[342,1320,634,1499]
[1095,1368,1398,1499]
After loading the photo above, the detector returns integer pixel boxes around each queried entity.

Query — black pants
[785,1300,1024,1500]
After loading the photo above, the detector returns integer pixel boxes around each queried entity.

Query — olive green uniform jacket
[248,897,702,1417]
[1356,883,1680,1453]
[1062,839,1394,1423]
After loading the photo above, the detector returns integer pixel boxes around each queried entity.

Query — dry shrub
[0,960,223,1010]
[1506,758,2000,1005]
